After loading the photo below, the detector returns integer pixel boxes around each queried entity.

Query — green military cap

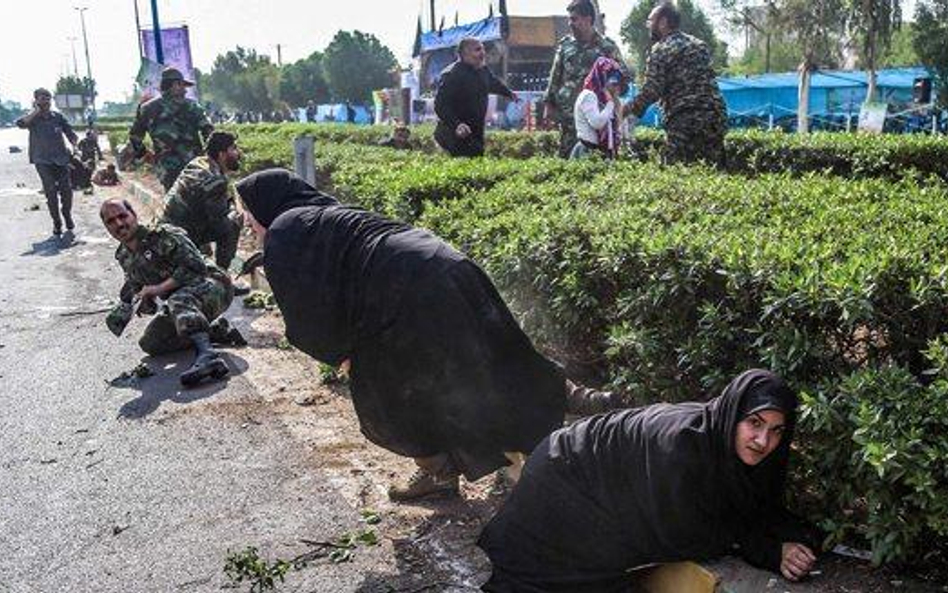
[161,67,195,87]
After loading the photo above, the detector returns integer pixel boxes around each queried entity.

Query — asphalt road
[0,127,397,593]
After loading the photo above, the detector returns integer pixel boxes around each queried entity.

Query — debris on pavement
[109,362,155,387]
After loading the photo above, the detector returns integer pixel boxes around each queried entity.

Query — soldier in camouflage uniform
[544,0,630,159]
[624,2,727,166]
[127,68,214,190]
[101,198,236,386]
[161,131,244,271]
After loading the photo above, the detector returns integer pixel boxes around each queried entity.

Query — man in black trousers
[17,88,78,236]
[434,38,518,157]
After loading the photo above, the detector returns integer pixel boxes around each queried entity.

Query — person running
[16,88,78,236]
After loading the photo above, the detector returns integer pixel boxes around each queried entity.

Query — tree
[203,46,282,112]
[846,0,901,102]
[878,26,918,67]
[913,0,948,107]
[764,0,845,131]
[621,0,728,77]
[322,31,397,103]
[280,51,330,107]
[55,75,96,99]
[0,100,26,126]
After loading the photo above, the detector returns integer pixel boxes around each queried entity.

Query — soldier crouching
[101,198,244,386]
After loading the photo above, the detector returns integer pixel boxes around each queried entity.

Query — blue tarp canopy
[633,66,932,127]
[717,67,930,119]
[419,17,503,53]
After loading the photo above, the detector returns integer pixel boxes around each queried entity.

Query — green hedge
[108,124,948,567]
[109,121,948,182]
[310,143,948,567]
[228,122,948,182]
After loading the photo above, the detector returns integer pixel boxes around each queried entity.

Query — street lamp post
[68,36,79,77]
[74,6,96,119]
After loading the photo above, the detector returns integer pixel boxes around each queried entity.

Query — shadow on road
[354,495,501,593]
[114,350,250,419]
[20,232,84,257]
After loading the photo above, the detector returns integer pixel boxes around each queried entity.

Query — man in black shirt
[434,38,518,157]
[17,88,78,235]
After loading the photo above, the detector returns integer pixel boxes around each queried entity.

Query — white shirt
[573,89,616,147]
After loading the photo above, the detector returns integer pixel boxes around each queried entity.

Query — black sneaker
[52,227,63,236]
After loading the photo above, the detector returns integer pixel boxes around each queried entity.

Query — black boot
[179,332,229,386]
[208,317,247,347]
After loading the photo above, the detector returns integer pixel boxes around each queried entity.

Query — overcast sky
[0,0,737,105]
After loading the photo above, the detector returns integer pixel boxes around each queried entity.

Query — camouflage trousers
[556,118,579,160]
[156,157,189,191]
[195,211,243,271]
[664,110,727,168]
[139,271,234,356]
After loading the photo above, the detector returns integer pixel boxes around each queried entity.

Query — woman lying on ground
[236,169,618,501]
[478,369,823,592]
[570,57,627,160]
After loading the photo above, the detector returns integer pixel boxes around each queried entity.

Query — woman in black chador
[478,369,823,592]
[235,169,567,501]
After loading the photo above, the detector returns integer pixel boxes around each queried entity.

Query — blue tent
[635,67,932,129]
[418,17,503,54]
[313,103,373,125]
[719,67,929,122]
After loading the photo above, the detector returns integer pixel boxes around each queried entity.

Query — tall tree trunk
[865,18,878,103]
[798,58,813,133]
[866,69,878,103]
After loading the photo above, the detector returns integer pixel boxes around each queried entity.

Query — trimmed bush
[106,124,948,567]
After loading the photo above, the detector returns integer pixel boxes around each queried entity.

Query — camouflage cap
[161,67,194,87]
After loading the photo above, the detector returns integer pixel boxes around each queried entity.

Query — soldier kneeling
[101,198,243,386]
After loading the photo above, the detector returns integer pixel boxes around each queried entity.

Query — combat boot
[208,317,247,347]
[387,467,460,502]
[179,332,229,387]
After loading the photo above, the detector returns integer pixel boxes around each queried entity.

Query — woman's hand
[780,542,816,581]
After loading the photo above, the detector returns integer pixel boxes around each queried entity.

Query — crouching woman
[478,369,822,592]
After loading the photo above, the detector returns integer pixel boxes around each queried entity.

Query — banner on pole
[135,57,165,102]
[140,25,198,100]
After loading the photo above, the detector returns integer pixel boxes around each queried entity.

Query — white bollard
[294,135,316,186]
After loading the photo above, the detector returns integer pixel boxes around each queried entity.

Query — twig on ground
[58,307,113,317]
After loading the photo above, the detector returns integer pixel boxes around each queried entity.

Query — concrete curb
[124,176,165,220]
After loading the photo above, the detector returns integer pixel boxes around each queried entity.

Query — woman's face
[734,409,786,466]
[243,206,268,243]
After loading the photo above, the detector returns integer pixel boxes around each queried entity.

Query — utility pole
[276,44,283,67]
[133,0,144,58]
[74,6,96,117]
[150,0,164,64]
[430,0,436,30]
[68,36,79,76]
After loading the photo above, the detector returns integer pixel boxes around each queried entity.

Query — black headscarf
[478,369,809,592]
[235,168,337,228]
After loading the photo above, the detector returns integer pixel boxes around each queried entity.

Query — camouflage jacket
[628,31,726,124]
[544,32,630,120]
[161,156,236,245]
[128,92,213,167]
[114,224,209,304]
